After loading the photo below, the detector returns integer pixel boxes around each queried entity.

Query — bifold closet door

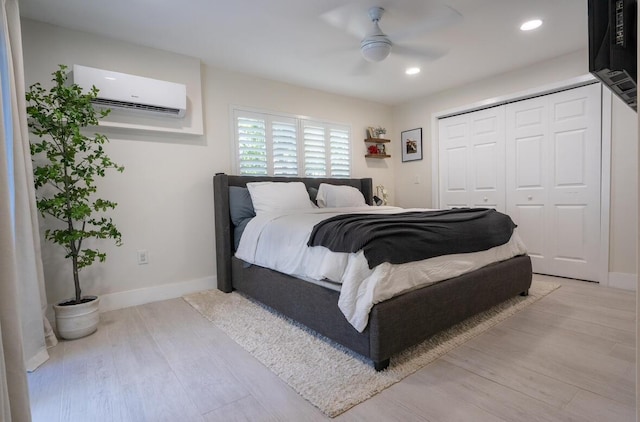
[438,106,505,211]
[506,83,602,281]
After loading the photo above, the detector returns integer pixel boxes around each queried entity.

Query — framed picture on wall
[401,128,423,162]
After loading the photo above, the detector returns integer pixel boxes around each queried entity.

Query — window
[234,108,351,177]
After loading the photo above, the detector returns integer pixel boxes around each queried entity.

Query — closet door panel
[545,83,601,280]
[553,205,587,262]
[471,143,500,209]
[513,205,545,259]
[438,114,471,208]
[446,147,467,190]
[514,136,543,187]
[554,130,587,187]
[439,106,505,211]
[506,96,550,274]
[469,107,505,211]
[506,83,601,280]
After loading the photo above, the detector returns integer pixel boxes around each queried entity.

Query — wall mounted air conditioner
[71,65,187,118]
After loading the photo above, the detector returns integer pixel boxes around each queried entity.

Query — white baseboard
[45,276,216,333]
[607,272,637,291]
[99,276,216,312]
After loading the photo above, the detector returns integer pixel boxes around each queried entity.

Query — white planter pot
[53,296,100,340]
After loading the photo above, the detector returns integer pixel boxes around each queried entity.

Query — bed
[213,173,532,370]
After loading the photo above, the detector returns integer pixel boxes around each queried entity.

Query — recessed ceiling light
[405,67,420,75]
[520,19,542,31]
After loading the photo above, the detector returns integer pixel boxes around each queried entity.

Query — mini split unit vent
[71,65,187,118]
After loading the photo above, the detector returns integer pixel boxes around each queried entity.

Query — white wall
[392,49,638,279]
[610,96,638,277]
[21,19,394,309]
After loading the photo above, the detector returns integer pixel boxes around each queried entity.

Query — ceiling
[18,0,588,106]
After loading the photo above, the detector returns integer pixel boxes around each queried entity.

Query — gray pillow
[229,186,256,249]
[307,187,318,205]
[229,186,255,225]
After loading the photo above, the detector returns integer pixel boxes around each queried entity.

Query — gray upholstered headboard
[213,173,373,292]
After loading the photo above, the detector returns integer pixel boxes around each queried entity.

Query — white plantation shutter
[329,127,350,177]
[233,108,350,177]
[236,114,267,175]
[302,122,351,177]
[272,119,298,176]
[302,124,326,177]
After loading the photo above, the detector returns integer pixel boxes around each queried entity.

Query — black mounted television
[588,0,637,111]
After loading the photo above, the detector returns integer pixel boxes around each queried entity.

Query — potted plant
[374,126,387,138]
[26,65,124,340]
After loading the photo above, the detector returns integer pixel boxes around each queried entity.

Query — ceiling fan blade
[350,57,375,76]
[392,44,448,62]
[320,2,372,40]
[388,5,462,42]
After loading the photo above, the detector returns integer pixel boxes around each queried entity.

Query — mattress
[236,206,527,331]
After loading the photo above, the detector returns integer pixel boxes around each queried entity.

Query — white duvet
[235,206,527,332]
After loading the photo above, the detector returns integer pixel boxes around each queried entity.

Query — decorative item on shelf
[368,144,379,155]
[27,64,125,340]
[377,143,386,155]
[366,126,375,139]
[366,126,387,138]
[401,127,423,162]
[375,185,389,205]
[374,126,386,138]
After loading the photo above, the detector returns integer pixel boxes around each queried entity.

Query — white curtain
[1,0,57,419]
[2,0,57,372]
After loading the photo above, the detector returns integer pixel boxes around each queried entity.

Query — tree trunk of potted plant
[26,65,124,340]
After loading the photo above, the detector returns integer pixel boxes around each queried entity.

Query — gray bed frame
[213,173,532,370]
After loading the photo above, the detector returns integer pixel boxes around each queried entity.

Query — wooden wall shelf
[365,138,391,158]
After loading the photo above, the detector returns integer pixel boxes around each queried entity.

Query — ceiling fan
[322,1,462,66]
[360,7,393,62]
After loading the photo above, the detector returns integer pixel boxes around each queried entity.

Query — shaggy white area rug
[183,280,559,417]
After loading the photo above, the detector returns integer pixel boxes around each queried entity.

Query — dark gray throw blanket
[307,208,516,268]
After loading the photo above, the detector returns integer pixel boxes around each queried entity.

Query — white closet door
[469,107,505,211]
[505,96,550,273]
[439,113,471,208]
[439,106,505,211]
[506,84,602,281]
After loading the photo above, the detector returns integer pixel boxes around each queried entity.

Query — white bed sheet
[235,206,527,332]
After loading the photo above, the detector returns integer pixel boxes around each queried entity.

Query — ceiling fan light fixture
[361,36,392,62]
[520,19,543,31]
[360,7,392,62]
[405,67,421,75]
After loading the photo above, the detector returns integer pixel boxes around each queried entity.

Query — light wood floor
[28,275,636,421]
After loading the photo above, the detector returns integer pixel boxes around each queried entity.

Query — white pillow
[246,182,314,214]
[316,183,368,208]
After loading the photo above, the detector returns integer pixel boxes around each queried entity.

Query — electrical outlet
[137,249,149,265]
